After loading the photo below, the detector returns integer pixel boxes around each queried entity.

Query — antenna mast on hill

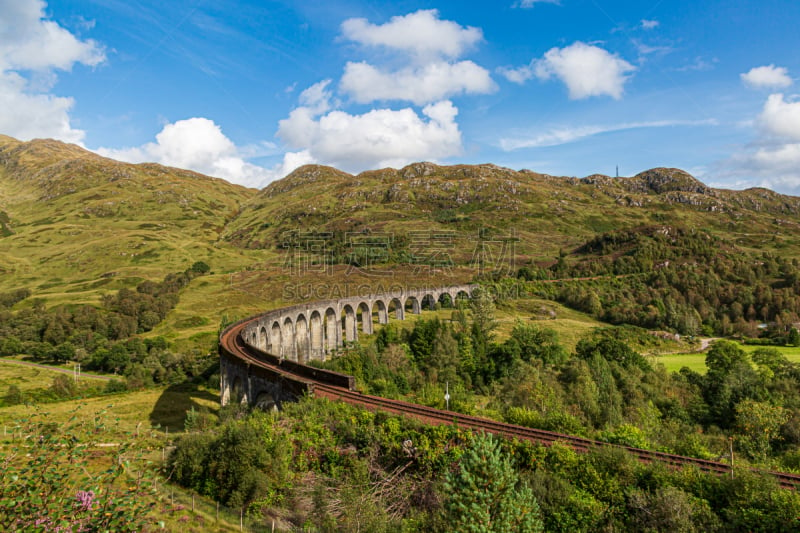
[616,165,619,178]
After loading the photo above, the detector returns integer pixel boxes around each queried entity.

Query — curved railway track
[221,317,800,490]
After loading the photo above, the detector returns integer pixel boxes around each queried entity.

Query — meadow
[655,342,800,373]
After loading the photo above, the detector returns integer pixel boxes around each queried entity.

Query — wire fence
[1,427,292,531]
[148,480,283,532]
[136,441,293,532]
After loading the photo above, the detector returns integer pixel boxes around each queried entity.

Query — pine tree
[444,433,543,533]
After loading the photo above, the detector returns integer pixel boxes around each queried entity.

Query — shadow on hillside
[148,381,219,434]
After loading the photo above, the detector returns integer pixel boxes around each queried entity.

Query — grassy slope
[0,136,272,337]
[0,136,256,296]
[0,359,107,392]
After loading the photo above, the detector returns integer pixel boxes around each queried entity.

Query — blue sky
[2,0,800,193]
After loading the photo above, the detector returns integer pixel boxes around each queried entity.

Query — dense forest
[536,226,800,338]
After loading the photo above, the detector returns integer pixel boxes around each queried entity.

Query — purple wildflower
[76,490,95,511]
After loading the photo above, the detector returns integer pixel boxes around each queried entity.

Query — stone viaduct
[220,284,476,408]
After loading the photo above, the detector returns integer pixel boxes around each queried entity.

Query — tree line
[0,261,213,395]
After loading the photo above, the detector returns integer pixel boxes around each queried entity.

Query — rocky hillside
[223,162,800,264]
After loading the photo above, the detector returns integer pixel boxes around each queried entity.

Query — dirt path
[698,337,720,351]
[0,358,112,381]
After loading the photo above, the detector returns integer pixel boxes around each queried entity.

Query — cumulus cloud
[0,72,85,143]
[758,93,800,140]
[641,19,659,30]
[97,118,297,188]
[273,9,480,170]
[717,94,800,193]
[0,0,104,143]
[0,0,104,72]
[741,65,792,90]
[341,9,482,60]
[534,42,635,99]
[337,9,494,107]
[340,60,496,105]
[272,10,487,175]
[499,119,717,151]
[277,95,462,172]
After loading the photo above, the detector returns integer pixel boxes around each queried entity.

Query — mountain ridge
[3,134,800,321]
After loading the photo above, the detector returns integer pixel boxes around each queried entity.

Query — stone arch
[455,290,471,304]
[259,326,268,351]
[374,300,389,325]
[358,302,373,334]
[405,296,421,315]
[221,376,231,405]
[388,297,404,320]
[422,293,437,310]
[270,321,282,355]
[309,310,324,360]
[254,390,277,411]
[342,304,358,343]
[295,314,309,364]
[231,376,246,405]
[325,307,339,354]
[282,317,295,361]
[438,292,454,308]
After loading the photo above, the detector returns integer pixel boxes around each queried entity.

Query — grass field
[0,359,108,393]
[0,382,219,436]
[496,297,605,351]
[654,342,800,374]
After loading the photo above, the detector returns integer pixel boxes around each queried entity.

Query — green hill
[0,135,259,309]
[223,162,800,266]
[4,134,800,340]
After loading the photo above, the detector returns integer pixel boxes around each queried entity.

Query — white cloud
[97,118,293,188]
[717,93,800,193]
[341,9,482,60]
[340,60,496,105]
[720,142,800,193]
[741,65,792,90]
[497,64,535,84]
[534,42,635,99]
[0,0,105,143]
[500,119,717,151]
[298,79,336,115]
[515,0,561,7]
[0,0,104,72]
[0,72,85,143]
[277,97,462,172]
[272,11,487,178]
[758,93,800,141]
[335,9,494,108]
[641,19,659,30]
